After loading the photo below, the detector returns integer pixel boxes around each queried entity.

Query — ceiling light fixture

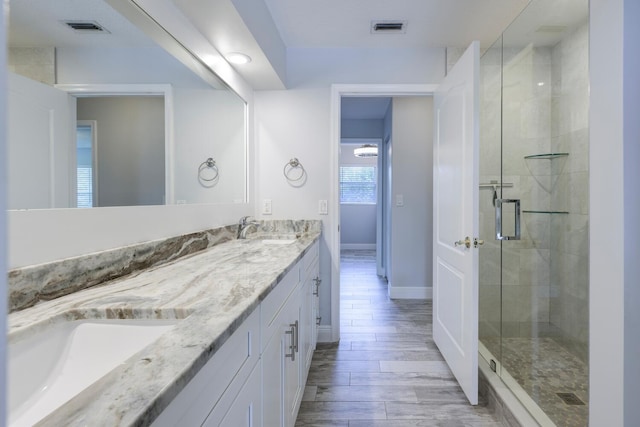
[354,144,378,158]
[226,52,252,65]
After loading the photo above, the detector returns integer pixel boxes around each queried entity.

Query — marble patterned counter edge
[8,225,236,312]
[8,222,322,426]
[8,219,321,313]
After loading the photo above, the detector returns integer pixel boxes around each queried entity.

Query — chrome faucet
[238,216,260,239]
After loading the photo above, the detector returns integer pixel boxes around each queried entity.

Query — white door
[8,72,75,209]
[432,41,480,405]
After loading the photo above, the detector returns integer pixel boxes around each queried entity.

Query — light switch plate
[396,194,404,207]
[262,199,272,215]
[319,199,328,215]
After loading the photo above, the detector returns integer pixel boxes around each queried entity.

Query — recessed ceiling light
[226,52,252,65]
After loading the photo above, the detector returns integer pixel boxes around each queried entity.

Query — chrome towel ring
[198,158,219,184]
[283,158,306,183]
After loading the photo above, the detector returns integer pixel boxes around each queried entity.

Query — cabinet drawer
[261,265,299,352]
[152,309,260,427]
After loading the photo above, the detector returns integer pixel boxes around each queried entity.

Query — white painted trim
[0,3,8,420]
[388,286,432,300]
[340,243,376,250]
[56,84,176,204]
[330,84,440,343]
[316,326,334,343]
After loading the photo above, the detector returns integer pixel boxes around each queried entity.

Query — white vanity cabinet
[300,241,319,377]
[151,309,261,427]
[261,266,303,427]
[261,240,319,427]
[152,240,319,427]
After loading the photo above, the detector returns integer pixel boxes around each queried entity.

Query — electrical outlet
[262,199,272,215]
[319,199,328,215]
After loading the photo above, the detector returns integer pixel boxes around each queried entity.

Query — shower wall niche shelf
[523,210,569,215]
[524,153,569,159]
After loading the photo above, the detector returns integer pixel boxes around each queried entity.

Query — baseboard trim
[340,243,376,250]
[317,326,334,343]
[388,286,432,300]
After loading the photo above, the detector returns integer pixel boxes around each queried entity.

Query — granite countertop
[8,232,321,426]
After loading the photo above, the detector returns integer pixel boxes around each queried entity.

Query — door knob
[454,236,471,248]
[474,238,484,248]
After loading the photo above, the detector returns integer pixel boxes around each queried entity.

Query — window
[340,166,377,204]
[76,123,95,208]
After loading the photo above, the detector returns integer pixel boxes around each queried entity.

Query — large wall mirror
[7,0,247,209]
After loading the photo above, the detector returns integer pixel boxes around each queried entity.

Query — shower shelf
[523,210,569,215]
[524,153,569,159]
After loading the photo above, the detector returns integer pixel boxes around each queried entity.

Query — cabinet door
[284,289,303,427]
[300,268,315,375]
[262,327,285,427]
[209,362,263,427]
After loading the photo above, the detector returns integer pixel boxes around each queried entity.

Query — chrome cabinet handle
[316,316,322,326]
[495,199,521,241]
[313,277,321,296]
[293,320,299,353]
[285,323,296,361]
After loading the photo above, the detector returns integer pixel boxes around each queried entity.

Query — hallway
[295,249,501,426]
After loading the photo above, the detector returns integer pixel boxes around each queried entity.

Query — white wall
[77,96,165,207]
[389,97,433,298]
[173,88,246,204]
[590,0,640,425]
[255,47,445,328]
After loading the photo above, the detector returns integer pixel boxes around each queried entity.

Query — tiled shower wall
[479,22,589,363]
[549,23,590,363]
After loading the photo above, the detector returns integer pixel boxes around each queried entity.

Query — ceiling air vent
[371,20,407,34]
[63,21,110,33]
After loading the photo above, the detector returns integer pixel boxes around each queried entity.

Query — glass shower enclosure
[479,0,589,425]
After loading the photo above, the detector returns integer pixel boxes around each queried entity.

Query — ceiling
[7,0,154,48]
[263,0,530,49]
[7,0,541,95]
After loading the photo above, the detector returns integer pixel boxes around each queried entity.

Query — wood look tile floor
[295,249,502,427]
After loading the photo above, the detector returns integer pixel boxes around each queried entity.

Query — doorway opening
[329,84,438,342]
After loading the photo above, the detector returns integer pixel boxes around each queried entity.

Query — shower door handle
[495,199,521,240]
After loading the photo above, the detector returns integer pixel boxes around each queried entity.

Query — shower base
[481,337,588,427]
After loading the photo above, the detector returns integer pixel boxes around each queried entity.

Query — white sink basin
[261,239,297,245]
[9,319,177,427]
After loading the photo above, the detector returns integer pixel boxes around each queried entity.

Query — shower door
[478,0,590,425]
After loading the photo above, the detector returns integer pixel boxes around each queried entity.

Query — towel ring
[283,158,306,182]
[198,158,219,182]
